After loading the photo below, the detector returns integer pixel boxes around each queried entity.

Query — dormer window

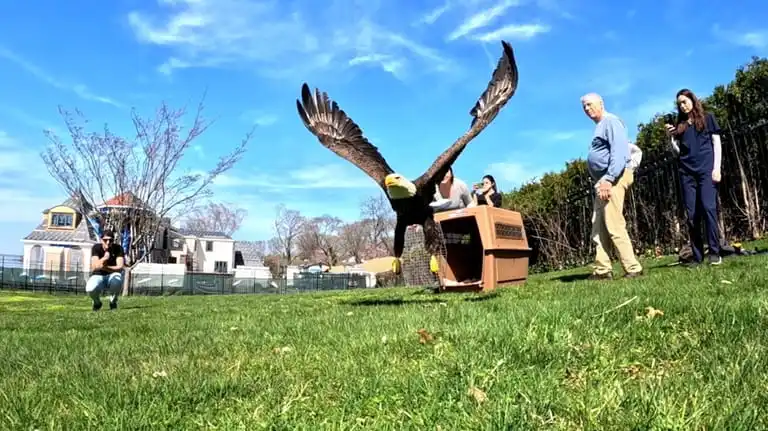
[50,213,73,228]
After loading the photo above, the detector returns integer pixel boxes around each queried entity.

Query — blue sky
[0,0,766,254]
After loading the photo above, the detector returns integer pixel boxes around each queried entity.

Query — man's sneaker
[92,301,103,312]
[709,255,723,265]
[109,301,118,310]
[588,272,613,281]
[624,270,644,279]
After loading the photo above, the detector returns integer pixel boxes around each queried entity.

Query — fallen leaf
[272,346,292,354]
[645,306,664,318]
[622,364,642,379]
[381,335,388,344]
[467,385,487,404]
[416,328,434,344]
[346,311,354,316]
[152,370,168,378]
[721,280,733,284]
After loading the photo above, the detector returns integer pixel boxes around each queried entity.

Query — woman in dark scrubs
[664,88,723,266]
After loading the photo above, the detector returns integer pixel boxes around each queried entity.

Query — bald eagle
[296,40,519,277]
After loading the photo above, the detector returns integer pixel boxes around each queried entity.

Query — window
[50,213,73,228]
[206,241,213,252]
[214,261,228,273]
[172,239,182,250]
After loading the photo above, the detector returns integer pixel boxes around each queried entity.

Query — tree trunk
[121,268,131,296]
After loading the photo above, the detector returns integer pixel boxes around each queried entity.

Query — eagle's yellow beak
[385,175,398,187]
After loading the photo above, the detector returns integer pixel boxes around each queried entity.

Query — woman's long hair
[675,88,707,135]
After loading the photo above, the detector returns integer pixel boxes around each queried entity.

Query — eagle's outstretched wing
[296,83,394,190]
[414,40,519,191]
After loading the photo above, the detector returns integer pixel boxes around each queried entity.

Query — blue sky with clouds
[0,0,766,254]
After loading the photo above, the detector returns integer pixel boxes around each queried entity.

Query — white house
[169,228,236,273]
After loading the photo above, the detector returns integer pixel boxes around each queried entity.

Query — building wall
[200,238,235,273]
[168,236,235,273]
[22,242,92,273]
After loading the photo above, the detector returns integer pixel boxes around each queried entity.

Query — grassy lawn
[2,252,768,429]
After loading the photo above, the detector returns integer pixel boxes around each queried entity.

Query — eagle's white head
[384,173,417,199]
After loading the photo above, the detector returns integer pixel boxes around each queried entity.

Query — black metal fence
[523,111,768,272]
[0,255,372,296]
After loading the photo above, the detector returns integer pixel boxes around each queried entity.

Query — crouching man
[86,229,125,311]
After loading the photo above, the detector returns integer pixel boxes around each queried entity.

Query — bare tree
[182,201,247,236]
[360,193,396,256]
[271,204,305,263]
[40,97,252,294]
[301,215,344,266]
[340,220,371,264]
[296,227,320,263]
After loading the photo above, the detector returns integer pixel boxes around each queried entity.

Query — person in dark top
[665,88,723,266]
[471,174,503,208]
[86,229,126,311]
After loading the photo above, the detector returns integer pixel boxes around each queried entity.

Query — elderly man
[581,93,643,279]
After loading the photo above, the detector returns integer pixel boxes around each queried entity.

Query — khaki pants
[591,169,642,275]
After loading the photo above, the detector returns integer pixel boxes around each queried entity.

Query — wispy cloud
[240,110,278,127]
[127,0,458,81]
[0,131,65,223]
[0,47,123,108]
[471,23,551,42]
[446,0,520,41]
[414,2,451,26]
[485,158,557,190]
[0,106,63,135]
[712,24,768,49]
[210,164,379,191]
[518,129,585,142]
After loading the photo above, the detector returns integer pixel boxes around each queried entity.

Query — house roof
[102,192,143,207]
[234,241,265,265]
[42,196,80,215]
[23,217,97,244]
[176,228,232,239]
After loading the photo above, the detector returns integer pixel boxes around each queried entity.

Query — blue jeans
[85,272,123,304]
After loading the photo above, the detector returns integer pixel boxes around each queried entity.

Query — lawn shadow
[343,297,447,307]
[551,273,591,283]
[462,291,500,302]
[121,304,158,310]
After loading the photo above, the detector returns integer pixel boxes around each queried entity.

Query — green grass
[2,252,768,430]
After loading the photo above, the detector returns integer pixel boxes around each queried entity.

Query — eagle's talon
[430,255,439,273]
[392,258,402,274]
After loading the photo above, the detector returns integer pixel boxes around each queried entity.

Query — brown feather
[296,83,395,190]
[414,40,519,191]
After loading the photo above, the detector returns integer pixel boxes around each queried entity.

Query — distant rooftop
[176,228,232,239]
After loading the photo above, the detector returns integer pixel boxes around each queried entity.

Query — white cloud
[518,129,585,142]
[446,0,520,41]
[485,159,555,190]
[0,47,123,108]
[631,96,675,125]
[414,2,451,26]
[0,132,67,224]
[240,110,278,127]
[127,0,458,81]
[582,57,657,97]
[211,164,380,191]
[471,23,551,42]
[712,25,768,50]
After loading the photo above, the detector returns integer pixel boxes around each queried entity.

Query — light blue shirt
[587,112,631,184]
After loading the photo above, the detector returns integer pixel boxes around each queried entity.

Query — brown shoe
[588,272,613,281]
[623,270,644,279]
